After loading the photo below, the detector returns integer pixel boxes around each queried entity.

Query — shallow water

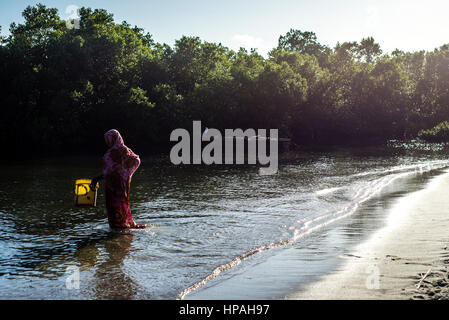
[1,141,449,299]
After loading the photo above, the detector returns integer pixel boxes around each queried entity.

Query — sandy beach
[184,168,449,300]
[288,169,449,300]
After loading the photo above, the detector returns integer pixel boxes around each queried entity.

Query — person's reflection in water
[94,232,137,300]
[75,231,138,299]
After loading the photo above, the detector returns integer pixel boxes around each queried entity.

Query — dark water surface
[1,141,449,299]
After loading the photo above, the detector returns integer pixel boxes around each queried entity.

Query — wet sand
[288,169,449,300]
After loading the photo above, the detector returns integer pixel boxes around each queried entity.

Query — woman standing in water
[92,129,146,229]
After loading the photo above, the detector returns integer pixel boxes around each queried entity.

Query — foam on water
[316,187,342,196]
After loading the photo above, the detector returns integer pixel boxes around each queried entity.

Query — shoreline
[288,169,449,300]
[184,168,449,300]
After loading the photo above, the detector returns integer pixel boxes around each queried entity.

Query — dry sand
[288,170,449,300]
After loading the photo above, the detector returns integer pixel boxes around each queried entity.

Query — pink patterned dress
[103,129,145,229]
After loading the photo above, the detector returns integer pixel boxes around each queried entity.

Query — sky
[1,0,448,56]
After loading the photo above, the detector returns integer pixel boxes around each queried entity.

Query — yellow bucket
[74,179,99,207]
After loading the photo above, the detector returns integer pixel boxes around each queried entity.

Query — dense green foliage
[2,4,449,155]
[418,121,449,142]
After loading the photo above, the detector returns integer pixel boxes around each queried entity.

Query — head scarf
[103,129,141,185]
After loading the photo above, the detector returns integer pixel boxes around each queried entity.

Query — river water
[0,141,448,299]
